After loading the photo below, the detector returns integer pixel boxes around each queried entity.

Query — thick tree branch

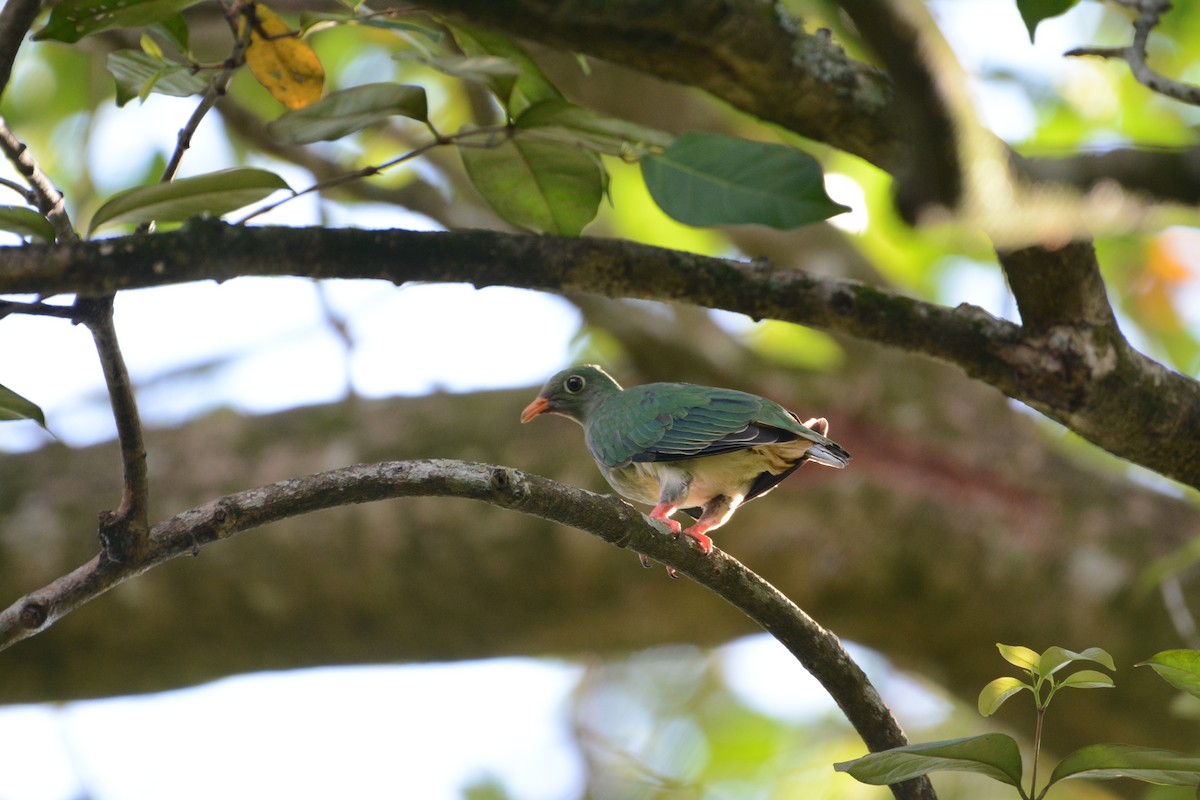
[834,0,969,221]
[412,0,1200,234]
[0,458,933,800]
[0,222,1196,488]
[0,0,39,98]
[411,0,900,170]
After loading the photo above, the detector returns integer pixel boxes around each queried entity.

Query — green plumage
[521,365,850,559]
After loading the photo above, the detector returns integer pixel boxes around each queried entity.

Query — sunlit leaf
[1039,646,1116,678]
[1049,744,1200,788]
[459,133,602,235]
[834,734,1024,788]
[978,676,1030,716]
[0,383,46,427]
[267,82,427,144]
[241,3,325,110]
[449,24,561,115]
[996,643,1041,671]
[517,98,672,155]
[1138,650,1200,698]
[106,50,210,106]
[642,132,849,230]
[1057,669,1115,690]
[33,0,203,43]
[87,168,291,235]
[1017,0,1082,42]
[0,206,56,242]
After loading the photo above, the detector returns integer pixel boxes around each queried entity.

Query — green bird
[520,365,850,560]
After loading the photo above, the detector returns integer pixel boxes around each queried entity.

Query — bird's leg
[680,524,714,555]
[682,494,741,555]
[646,502,684,577]
[802,417,829,436]
[647,503,682,533]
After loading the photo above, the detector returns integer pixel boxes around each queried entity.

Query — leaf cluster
[836,644,1200,800]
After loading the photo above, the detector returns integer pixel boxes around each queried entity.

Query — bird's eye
[564,375,586,394]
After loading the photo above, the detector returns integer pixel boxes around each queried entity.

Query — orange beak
[520,396,551,423]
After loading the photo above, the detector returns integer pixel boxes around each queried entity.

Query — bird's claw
[637,552,678,578]
[683,527,714,555]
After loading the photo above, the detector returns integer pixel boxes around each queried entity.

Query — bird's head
[520,364,623,425]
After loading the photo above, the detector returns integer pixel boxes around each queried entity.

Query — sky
[0,1,1104,797]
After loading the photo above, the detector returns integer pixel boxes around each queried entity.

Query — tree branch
[0,0,40,98]
[411,0,900,170]
[0,458,934,800]
[0,118,76,242]
[413,0,1200,233]
[1066,0,1200,106]
[1,221,1195,488]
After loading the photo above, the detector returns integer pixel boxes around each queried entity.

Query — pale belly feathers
[598,442,808,509]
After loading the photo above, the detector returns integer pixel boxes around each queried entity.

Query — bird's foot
[682,526,714,555]
[647,504,682,534]
[802,417,829,436]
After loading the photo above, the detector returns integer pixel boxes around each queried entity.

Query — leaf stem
[1029,705,1046,800]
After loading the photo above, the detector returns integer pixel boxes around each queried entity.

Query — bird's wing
[586,384,796,467]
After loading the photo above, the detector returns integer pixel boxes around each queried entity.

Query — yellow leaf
[240,3,324,110]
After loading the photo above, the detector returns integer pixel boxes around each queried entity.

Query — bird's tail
[799,416,851,468]
[806,441,851,469]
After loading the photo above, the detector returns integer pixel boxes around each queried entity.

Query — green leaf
[1057,669,1115,690]
[0,383,46,427]
[106,50,209,106]
[459,133,602,235]
[266,82,428,144]
[996,643,1041,671]
[1138,650,1200,698]
[978,676,1031,716]
[151,14,190,52]
[1017,0,1082,42]
[0,206,56,242]
[641,132,849,230]
[1039,646,1116,678]
[1049,744,1200,788]
[834,734,1024,789]
[449,24,561,115]
[407,54,522,86]
[34,0,204,44]
[87,168,291,235]
[516,98,672,156]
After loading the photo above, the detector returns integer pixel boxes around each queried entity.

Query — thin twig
[234,124,511,223]
[0,118,77,243]
[0,175,34,203]
[162,13,254,184]
[76,296,151,561]
[1066,0,1200,106]
[0,300,81,321]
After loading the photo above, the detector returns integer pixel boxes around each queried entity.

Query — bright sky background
[0,1,1104,797]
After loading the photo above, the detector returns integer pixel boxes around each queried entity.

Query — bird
[520,365,850,564]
